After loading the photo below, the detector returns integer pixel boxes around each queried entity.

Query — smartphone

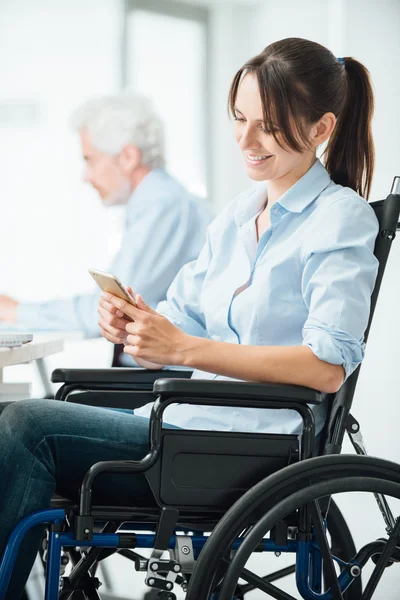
[88,268,137,307]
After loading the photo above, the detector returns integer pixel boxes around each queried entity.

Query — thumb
[126,286,136,299]
[135,294,157,315]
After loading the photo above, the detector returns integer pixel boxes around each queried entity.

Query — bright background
[0,0,399,597]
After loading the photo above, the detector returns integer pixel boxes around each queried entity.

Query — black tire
[187,455,400,599]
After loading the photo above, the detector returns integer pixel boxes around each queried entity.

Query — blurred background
[0,0,400,597]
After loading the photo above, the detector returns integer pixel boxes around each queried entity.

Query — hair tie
[337,57,345,65]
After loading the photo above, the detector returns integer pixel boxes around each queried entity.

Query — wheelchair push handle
[390,176,400,195]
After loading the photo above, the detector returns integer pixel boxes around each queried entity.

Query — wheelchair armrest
[51,368,192,385]
[153,378,322,405]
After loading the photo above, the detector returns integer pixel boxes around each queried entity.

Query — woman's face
[233,73,314,183]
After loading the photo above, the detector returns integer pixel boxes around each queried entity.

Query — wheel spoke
[239,564,296,594]
[220,559,298,600]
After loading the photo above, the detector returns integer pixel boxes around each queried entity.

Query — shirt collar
[234,159,332,227]
[277,159,332,213]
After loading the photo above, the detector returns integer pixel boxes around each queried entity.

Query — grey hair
[70,91,165,169]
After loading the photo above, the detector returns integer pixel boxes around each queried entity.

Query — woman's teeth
[247,154,272,163]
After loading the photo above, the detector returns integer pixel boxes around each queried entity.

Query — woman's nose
[238,126,260,150]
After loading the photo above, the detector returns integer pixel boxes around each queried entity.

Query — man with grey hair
[0,92,210,348]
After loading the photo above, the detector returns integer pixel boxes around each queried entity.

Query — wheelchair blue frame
[0,506,361,600]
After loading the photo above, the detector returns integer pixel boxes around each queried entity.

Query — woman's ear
[310,112,337,147]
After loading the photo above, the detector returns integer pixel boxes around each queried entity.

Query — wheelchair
[1,178,400,600]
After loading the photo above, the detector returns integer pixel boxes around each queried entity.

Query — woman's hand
[98,286,135,344]
[100,292,195,366]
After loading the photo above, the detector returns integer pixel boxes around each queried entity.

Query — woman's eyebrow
[234,107,264,122]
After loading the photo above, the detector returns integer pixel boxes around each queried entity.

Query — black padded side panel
[146,430,299,509]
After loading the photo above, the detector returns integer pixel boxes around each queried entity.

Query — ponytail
[324,58,375,199]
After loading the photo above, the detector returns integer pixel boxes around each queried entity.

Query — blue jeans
[0,399,175,599]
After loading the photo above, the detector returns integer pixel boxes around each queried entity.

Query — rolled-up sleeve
[301,196,379,379]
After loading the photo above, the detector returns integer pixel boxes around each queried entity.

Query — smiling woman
[230,72,335,202]
[0,37,380,599]
[98,38,379,434]
[229,37,374,199]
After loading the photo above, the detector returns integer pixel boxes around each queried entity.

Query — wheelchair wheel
[204,499,360,600]
[187,454,400,600]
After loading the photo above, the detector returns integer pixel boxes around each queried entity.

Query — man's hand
[0,295,18,322]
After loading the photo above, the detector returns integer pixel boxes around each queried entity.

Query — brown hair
[228,38,375,199]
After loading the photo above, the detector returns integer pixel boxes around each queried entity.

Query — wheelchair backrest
[323,177,400,455]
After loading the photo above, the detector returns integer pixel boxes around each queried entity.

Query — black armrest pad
[153,378,322,405]
[51,368,192,385]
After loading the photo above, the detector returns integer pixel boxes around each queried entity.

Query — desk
[0,337,64,400]
[0,326,84,397]
[30,332,84,397]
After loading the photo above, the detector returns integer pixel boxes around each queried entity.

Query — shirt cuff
[16,302,43,327]
[302,321,365,380]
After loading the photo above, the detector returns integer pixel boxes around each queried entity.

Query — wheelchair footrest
[146,544,184,594]
[145,557,180,592]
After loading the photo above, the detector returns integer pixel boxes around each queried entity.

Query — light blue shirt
[135,160,379,435]
[17,169,211,337]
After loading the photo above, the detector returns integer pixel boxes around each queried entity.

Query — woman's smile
[245,152,274,167]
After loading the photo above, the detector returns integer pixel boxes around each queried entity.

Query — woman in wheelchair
[0,37,397,600]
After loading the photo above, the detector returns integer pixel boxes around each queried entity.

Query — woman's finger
[98,297,124,316]
[99,319,128,341]
[98,305,129,331]
[101,292,142,320]
[98,312,128,339]
[99,326,126,345]
[126,333,140,346]
[125,320,141,335]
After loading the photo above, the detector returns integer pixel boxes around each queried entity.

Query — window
[125,0,209,198]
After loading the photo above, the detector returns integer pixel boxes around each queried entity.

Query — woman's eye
[261,125,279,134]
[234,116,245,122]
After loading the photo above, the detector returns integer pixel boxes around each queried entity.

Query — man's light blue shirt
[17,169,211,336]
[135,159,379,435]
